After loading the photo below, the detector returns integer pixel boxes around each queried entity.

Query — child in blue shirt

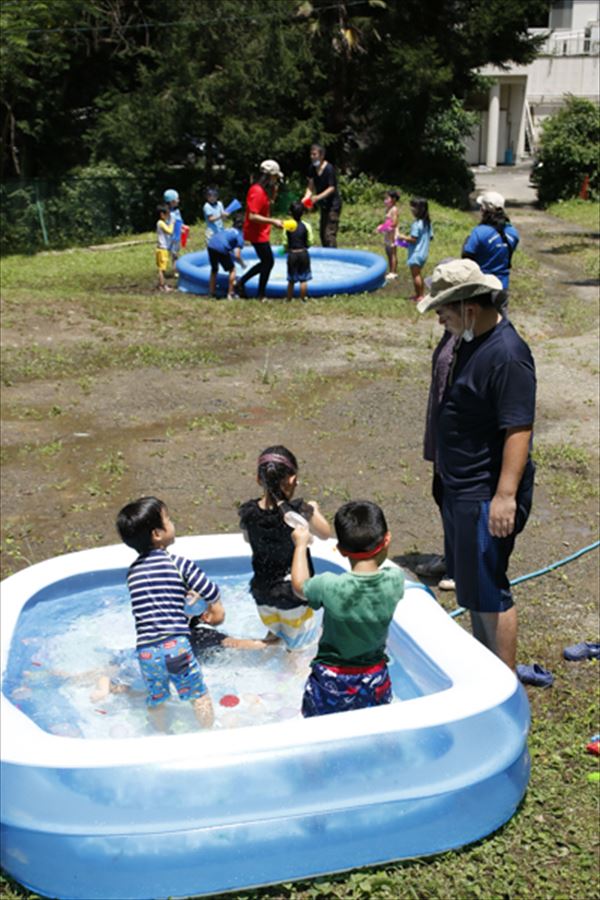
[163,189,184,272]
[116,496,223,731]
[396,197,433,302]
[207,213,246,298]
[203,186,226,244]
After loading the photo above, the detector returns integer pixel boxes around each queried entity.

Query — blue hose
[449,539,600,619]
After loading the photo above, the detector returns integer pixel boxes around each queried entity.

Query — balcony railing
[530,26,600,56]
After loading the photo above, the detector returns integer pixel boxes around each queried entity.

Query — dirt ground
[1,201,599,671]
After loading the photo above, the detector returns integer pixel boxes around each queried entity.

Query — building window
[549,0,573,30]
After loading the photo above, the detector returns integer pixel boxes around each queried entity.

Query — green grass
[1,201,599,900]
[547,198,600,231]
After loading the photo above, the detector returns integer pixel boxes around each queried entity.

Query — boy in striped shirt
[117,496,222,730]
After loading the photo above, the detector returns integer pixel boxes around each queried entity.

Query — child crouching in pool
[291,500,404,717]
[89,626,269,702]
[116,496,223,730]
[238,445,331,650]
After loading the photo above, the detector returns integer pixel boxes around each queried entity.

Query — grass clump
[547,198,600,231]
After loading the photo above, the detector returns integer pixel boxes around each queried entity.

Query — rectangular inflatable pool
[1,533,530,900]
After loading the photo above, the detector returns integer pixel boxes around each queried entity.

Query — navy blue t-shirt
[438,318,536,499]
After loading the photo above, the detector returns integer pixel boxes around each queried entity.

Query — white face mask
[312,159,321,168]
[461,302,475,342]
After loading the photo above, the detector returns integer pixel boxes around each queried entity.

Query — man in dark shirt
[303,143,342,247]
[417,259,536,670]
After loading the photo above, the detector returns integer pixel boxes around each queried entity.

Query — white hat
[417,259,503,313]
[476,190,505,210]
[260,159,284,180]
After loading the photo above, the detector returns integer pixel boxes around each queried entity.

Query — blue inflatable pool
[1,534,530,900]
[176,247,387,298]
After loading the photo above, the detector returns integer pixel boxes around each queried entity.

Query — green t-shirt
[304,567,405,667]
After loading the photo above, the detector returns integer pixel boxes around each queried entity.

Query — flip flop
[516,663,554,688]
[563,642,600,661]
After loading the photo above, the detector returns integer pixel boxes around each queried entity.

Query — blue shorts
[442,479,533,613]
[137,636,207,707]
[302,660,392,718]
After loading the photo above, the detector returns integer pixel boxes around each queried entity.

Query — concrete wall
[571,1,600,30]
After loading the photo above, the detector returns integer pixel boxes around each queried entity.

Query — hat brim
[417,275,503,313]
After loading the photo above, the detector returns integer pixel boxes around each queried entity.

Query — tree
[1,0,550,205]
[536,96,600,205]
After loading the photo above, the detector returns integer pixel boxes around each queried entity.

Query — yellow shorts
[156,248,170,271]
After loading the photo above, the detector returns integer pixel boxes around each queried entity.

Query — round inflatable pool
[1,535,531,900]
[176,247,387,298]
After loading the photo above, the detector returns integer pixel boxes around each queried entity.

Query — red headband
[340,537,387,560]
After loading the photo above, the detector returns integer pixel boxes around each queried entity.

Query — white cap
[476,191,505,210]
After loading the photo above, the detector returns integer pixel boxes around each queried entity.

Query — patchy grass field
[1,197,599,900]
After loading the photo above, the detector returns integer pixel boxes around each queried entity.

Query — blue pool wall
[176,247,388,298]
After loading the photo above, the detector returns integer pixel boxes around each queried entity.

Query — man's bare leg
[470,607,517,670]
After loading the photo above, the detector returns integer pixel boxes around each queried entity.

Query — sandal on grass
[516,663,554,688]
[563,641,600,661]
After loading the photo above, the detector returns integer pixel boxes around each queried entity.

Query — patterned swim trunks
[137,635,207,707]
[302,660,392,718]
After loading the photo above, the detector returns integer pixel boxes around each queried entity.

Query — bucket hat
[417,259,503,313]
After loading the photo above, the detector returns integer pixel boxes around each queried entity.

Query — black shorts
[208,247,234,273]
[188,621,228,653]
[287,250,312,283]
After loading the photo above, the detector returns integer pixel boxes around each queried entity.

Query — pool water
[230,255,366,285]
[3,570,432,739]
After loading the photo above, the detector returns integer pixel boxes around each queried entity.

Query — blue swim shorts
[302,660,392,718]
[137,635,207,707]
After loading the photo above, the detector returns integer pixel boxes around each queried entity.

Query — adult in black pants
[237,160,283,300]
[303,144,342,247]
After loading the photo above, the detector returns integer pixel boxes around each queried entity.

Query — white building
[466,0,600,166]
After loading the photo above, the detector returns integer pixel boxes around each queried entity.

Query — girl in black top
[238,445,330,649]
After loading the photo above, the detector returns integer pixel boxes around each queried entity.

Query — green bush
[1,164,162,255]
[536,96,600,205]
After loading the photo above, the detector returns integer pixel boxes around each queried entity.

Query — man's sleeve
[491,359,536,429]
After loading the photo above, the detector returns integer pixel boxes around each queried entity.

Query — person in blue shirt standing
[163,189,184,273]
[396,197,433,302]
[203,186,226,244]
[462,191,519,299]
[417,259,535,673]
[207,213,246,298]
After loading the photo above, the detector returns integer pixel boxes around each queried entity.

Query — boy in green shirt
[291,500,404,717]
